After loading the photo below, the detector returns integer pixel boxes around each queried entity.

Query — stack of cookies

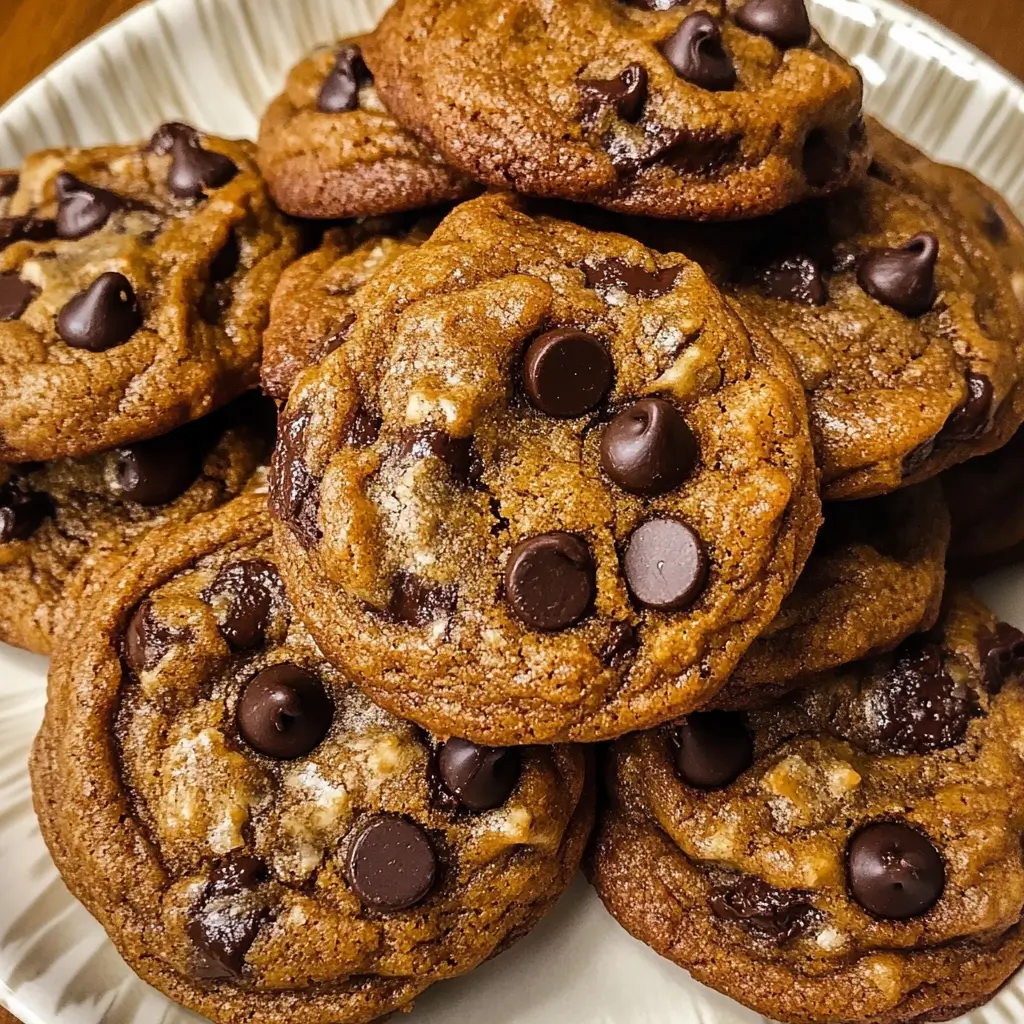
[15,1,1024,1023]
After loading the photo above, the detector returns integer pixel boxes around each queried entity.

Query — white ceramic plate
[3,1,1024,1022]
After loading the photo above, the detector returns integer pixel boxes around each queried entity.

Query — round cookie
[646,119,1024,499]
[262,215,438,400]
[31,493,592,1024]
[0,391,275,655]
[364,0,868,221]
[269,192,821,745]
[257,39,475,219]
[718,480,949,707]
[590,585,1024,1024]
[0,127,300,461]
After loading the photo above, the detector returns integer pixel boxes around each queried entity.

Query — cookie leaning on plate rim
[270,191,821,745]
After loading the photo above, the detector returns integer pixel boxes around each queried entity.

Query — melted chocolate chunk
[388,572,458,626]
[602,623,640,669]
[584,258,682,299]
[123,600,193,675]
[54,172,125,239]
[978,622,1024,693]
[711,875,818,942]
[317,44,373,114]
[753,255,828,306]
[317,311,357,363]
[980,202,1008,243]
[268,407,322,549]
[0,214,56,251]
[397,428,482,486]
[580,64,649,124]
[114,426,206,507]
[939,371,993,442]
[0,172,17,198]
[437,738,521,812]
[203,559,285,650]
[0,274,38,321]
[343,402,381,448]
[802,130,850,188]
[672,711,753,789]
[0,479,51,543]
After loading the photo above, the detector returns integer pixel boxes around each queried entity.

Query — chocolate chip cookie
[0,391,274,655]
[590,585,1024,1024]
[270,192,821,745]
[646,119,1024,498]
[262,215,438,400]
[32,493,592,1024]
[0,127,300,462]
[718,480,949,707]
[257,40,475,219]
[364,0,868,220]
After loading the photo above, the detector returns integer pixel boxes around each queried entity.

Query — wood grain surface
[0,0,1021,1023]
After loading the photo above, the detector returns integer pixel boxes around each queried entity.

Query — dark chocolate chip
[317,311,357,363]
[522,329,613,419]
[802,129,850,187]
[584,258,682,299]
[0,214,56,250]
[343,402,381,448]
[0,480,51,543]
[847,823,945,919]
[754,255,828,306]
[268,407,322,549]
[940,371,993,442]
[209,231,241,281]
[978,622,1024,693]
[346,814,437,911]
[660,12,736,92]
[0,273,37,321]
[203,559,285,650]
[711,875,818,942]
[54,172,124,239]
[600,397,698,496]
[123,600,192,674]
[207,855,268,899]
[317,44,373,114]
[862,641,976,755]
[980,202,1008,244]
[623,518,708,611]
[0,172,17,198]
[397,429,482,486]
[580,64,649,124]
[388,571,458,626]
[151,122,238,199]
[437,738,522,811]
[114,428,204,506]
[672,711,753,789]
[602,622,640,669]
[857,233,939,317]
[237,663,333,760]
[735,0,812,48]
[505,532,596,632]
[56,272,141,351]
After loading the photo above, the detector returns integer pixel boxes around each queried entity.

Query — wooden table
[0,0,1019,1023]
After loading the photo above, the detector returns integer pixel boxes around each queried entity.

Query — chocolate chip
[0,480,51,543]
[54,172,124,239]
[346,814,437,911]
[735,0,812,48]
[505,532,595,632]
[151,122,238,199]
[317,44,374,114]
[978,622,1024,692]
[600,398,698,496]
[318,312,357,363]
[0,274,37,321]
[802,129,849,187]
[269,407,322,549]
[114,428,204,506]
[583,258,682,299]
[671,711,753,789]
[437,738,521,812]
[0,214,56,251]
[847,823,945,919]
[203,559,285,650]
[207,854,268,899]
[623,518,708,611]
[940,371,993,442]
[580,64,649,124]
[388,571,458,626]
[123,600,192,674]
[861,641,976,755]
[397,429,482,486]
[237,663,333,760]
[343,402,381,448]
[0,172,17,198]
[857,233,939,317]
[622,0,687,7]
[711,875,818,942]
[660,13,736,92]
[754,255,828,305]
[210,230,241,281]
[522,329,613,418]
[980,202,1008,244]
[56,272,141,351]
[602,622,640,668]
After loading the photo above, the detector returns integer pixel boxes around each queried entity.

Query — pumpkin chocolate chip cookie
[590,585,1024,1024]
[0,391,275,655]
[364,0,868,220]
[269,192,820,745]
[0,126,300,462]
[257,39,475,219]
[31,493,592,1024]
